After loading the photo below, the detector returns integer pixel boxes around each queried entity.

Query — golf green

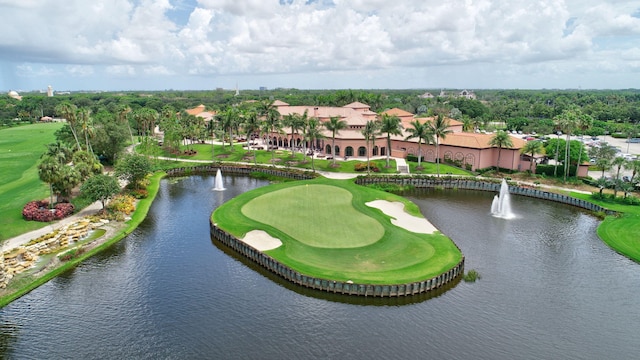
[213,178,463,284]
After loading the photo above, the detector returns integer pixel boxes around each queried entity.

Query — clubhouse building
[269,100,530,172]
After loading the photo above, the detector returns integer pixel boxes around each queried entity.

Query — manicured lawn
[571,192,640,262]
[213,177,463,284]
[0,123,63,241]
[146,142,472,175]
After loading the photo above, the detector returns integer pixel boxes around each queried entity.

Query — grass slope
[571,192,640,262]
[0,123,63,240]
[213,177,462,284]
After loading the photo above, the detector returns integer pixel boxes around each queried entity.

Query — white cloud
[1,0,638,90]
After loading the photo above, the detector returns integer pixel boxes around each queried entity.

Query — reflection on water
[0,176,639,360]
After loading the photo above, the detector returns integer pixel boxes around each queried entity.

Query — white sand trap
[241,230,282,251]
[366,200,437,234]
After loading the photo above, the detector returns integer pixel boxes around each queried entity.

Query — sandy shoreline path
[366,200,437,234]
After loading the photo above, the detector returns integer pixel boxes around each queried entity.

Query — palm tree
[305,118,325,172]
[378,113,402,168]
[404,120,433,169]
[324,116,347,166]
[362,120,380,175]
[554,107,580,181]
[283,112,305,157]
[38,155,61,207]
[55,101,81,150]
[521,140,544,172]
[219,107,240,151]
[77,107,94,154]
[117,104,135,148]
[574,113,593,176]
[611,156,627,198]
[489,130,513,172]
[625,158,640,184]
[242,109,261,165]
[258,100,281,163]
[430,114,452,177]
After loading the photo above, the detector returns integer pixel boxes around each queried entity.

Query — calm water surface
[0,176,638,359]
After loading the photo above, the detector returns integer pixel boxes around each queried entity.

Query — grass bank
[571,192,640,262]
[213,177,463,284]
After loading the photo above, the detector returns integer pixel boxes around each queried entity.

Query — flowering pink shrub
[22,201,75,222]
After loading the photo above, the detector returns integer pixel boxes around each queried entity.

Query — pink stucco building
[268,101,529,172]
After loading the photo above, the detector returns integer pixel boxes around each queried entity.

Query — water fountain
[213,169,225,191]
[491,179,515,219]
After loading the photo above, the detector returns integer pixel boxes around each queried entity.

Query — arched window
[346,146,354,156]
[373,146,378,156]
[335,145,340,156]
[425,149,435,162]
[465,154,475,168]
[358,147,366,156]
[380,147,386,156]
[325,144,332,154]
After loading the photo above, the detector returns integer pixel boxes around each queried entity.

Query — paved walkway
[2,201,104,252]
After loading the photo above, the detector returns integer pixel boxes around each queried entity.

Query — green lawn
[0,123,63,241]
[571,192,640,262]
[145,142,471,175]
[213,177,463,284]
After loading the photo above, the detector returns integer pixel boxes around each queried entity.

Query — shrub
[107,194,136,215]
[22,200,75,222]
[354,162,379,172]
[128,188,148,199]
[463,269,481,282]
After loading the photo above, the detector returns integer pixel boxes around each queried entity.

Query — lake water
[0,175,638,359]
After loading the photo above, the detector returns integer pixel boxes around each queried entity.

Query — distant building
[259,86,267,91]
[7,90,22,101]
[185,104,216,123]
[458,90,476,99]
[418,92,434,99]
[47,85,53,97]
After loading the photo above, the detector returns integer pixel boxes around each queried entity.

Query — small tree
[115,153,152,190]
[80,174,121,211]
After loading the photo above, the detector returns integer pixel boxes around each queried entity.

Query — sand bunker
[241,230,282,251]
[366,200,437,234]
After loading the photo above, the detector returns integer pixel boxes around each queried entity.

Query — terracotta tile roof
[382,108,414,117]
[343,101,371,109]
[391,131,525,150]
[185,104,206,116]
[272,100,289,106]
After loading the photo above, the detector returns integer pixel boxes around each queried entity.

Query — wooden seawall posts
[210,222,465,298]
[356,176,618,216]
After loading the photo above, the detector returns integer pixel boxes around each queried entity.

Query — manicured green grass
[144,142,472,175]
[0,123,63,241]
[241,184,384,248]
[213,177,463,284]
[571,191,640,262]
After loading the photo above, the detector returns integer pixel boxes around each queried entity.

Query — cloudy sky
[1,0,639,92]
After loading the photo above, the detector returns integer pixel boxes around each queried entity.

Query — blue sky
[1,0,639,92]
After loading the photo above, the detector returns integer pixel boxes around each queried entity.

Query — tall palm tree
[55,101,81,150]
[378,113,402,168]
[574,113,593,176]
[324,115,347,166]
[521,140,544,172]
[258,100,281,163]
[611,156,627,198]
[219,107,240,151]
[305,118,325,172]
[38,155,61,207]
[362,120,380,175]
[404,120,433,169]
[77,107,94,154]
[554,107,580,181]
[117,104,135,149]
[430,114,452,177]
[242,109,261,165]
[283,112,305,157]
[489,130,513,173]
